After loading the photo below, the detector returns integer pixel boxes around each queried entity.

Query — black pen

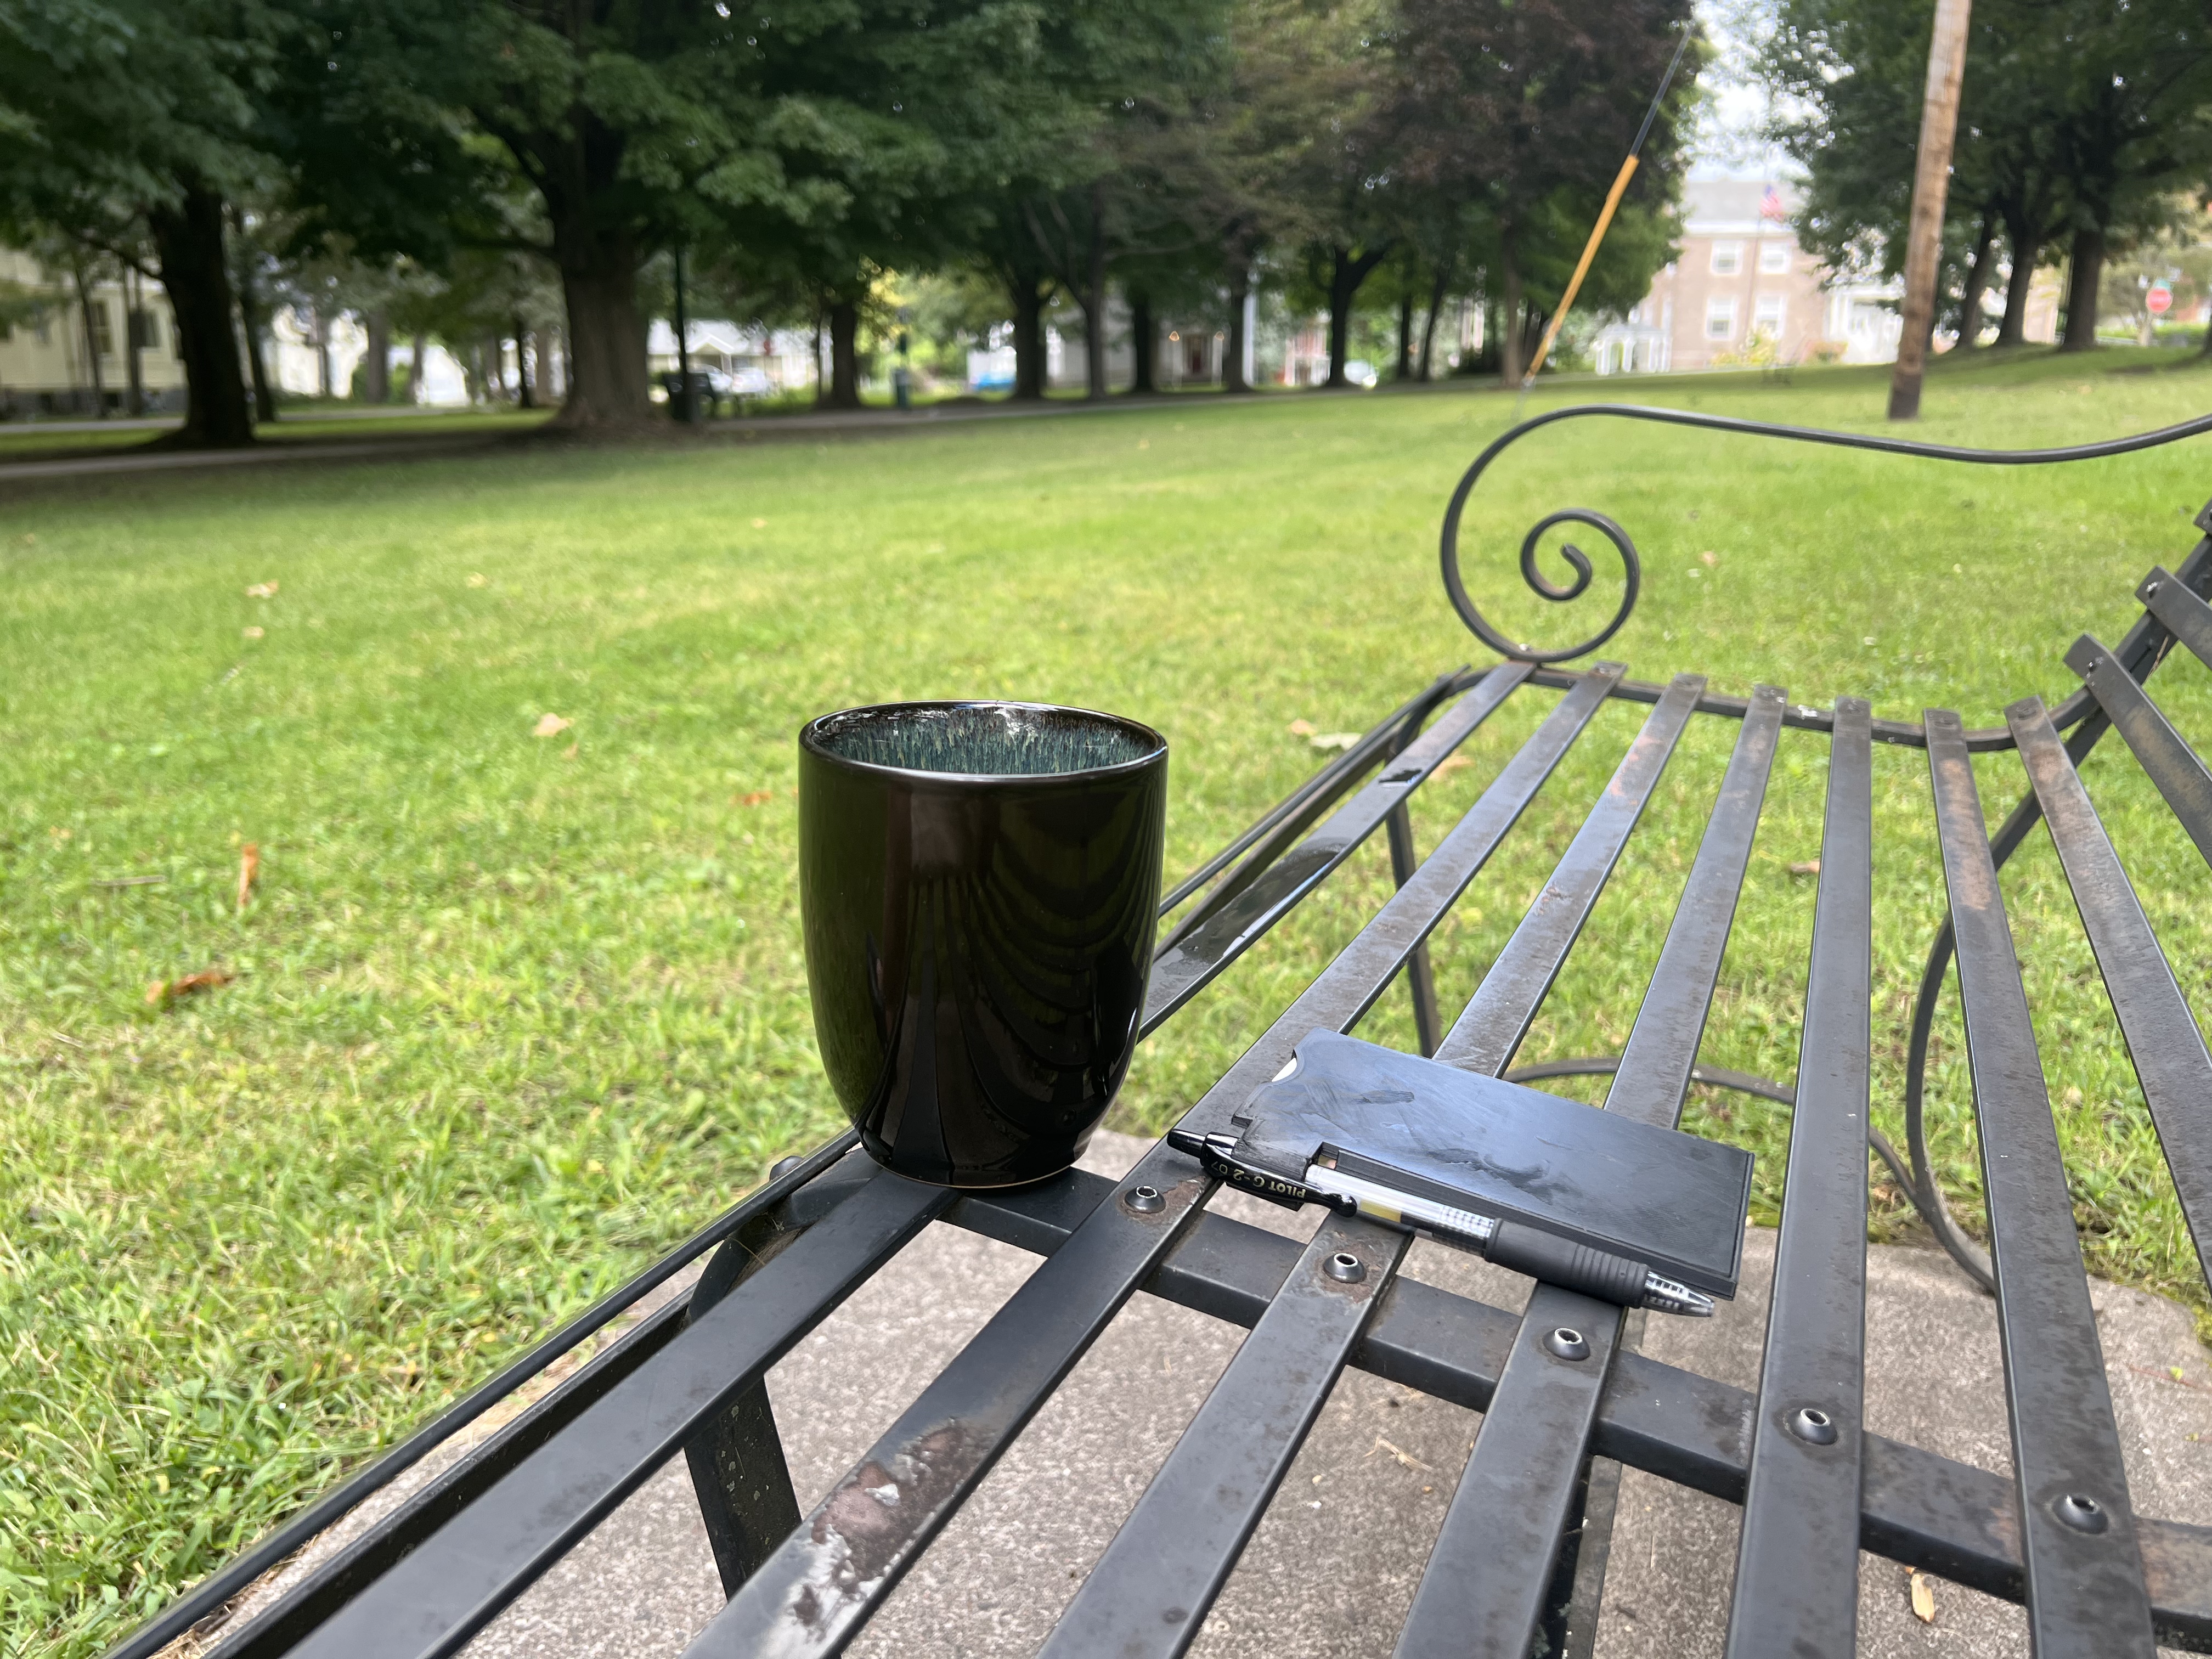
[1167,1127,1714,1317]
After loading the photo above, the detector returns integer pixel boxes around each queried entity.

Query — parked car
[1343,359,1379,388]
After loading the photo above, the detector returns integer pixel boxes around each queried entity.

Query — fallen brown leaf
[561,742,579,760]
[466,573,489,588]
[739,789,774,806]
[236,843,259,912]
[1434,754,1475,775]
[146,967,233,1007]
[1288,719,1317,736]
[242,625,264,640]
[1908,1567,1936,1624]
[1789,859,1821,877]
[244,580,279,599]
[1700,549,1719,567]
[533,713,573,738]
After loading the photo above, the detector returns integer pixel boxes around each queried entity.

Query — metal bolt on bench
[116,405,2212,1659]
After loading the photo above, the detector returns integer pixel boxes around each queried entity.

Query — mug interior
[810,702,1159,778]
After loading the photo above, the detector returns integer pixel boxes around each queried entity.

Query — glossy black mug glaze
[798,701,1169,1187]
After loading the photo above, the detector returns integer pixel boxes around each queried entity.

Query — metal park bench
[122,405,2212,1659]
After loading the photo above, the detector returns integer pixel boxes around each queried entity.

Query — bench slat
[1436,673,1706,1072]
[1157,669,1468,917]
[1723,697,1873,1658]
[278,1169,949,1659]
[1025,679,1714,1657]
[2065,633,2212,867]
[1142,663,1529,1035]
[1926,707,2157,1658]
[2138,563,2212,675]
[678,669,1628,1659]
[2008,693,2212,1286]
[1392,684,1781,1659]
[1034,1216,1410,1659]
[1603,684,1788,1126]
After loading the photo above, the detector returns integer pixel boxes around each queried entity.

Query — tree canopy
[1767,0,2212,350]
[2,0,1708,439]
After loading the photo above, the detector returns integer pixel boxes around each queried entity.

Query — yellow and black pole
[1520,26,1695,392]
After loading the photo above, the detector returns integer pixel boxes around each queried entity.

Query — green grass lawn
[5,346,2212,1654]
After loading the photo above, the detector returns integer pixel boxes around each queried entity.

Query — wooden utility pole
[1888,0,1973,420]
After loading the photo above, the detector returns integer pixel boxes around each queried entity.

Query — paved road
[0,390,1331,484]
[200,1130,2212,1658]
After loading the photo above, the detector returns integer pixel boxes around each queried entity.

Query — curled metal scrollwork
[1440,400,2212,664]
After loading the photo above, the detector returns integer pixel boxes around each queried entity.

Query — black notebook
[1231,1030,1755,1297]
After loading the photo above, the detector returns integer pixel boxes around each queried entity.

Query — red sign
[2147,281,2174,317]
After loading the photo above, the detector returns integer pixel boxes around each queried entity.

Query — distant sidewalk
[0,388,1370,484]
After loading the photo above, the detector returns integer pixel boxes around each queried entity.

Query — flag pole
[1517,26,1694,402]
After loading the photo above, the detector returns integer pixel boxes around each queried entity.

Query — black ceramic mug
[798,701,1169,1187]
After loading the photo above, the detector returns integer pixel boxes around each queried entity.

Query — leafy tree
[0,0,286,445]
[1386,0,1699,383]
[1127,0,1368,393]
[938,0,1227,400]
[1768,0,2212,352]
[284,0,1054,424]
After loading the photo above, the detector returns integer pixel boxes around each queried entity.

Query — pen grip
[1486,1221,1649,1308]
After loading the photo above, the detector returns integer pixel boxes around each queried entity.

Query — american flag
[1759,184,1787,221]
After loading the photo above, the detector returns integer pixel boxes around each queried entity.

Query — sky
[1686,0,1799,181]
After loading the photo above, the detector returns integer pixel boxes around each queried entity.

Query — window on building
[87,298,115,358]
[1759,242,1791,274]
[1754,294,1786,333]
[129,308,161,352]
[1711,242,1743,276]
[1706,298,1736,340]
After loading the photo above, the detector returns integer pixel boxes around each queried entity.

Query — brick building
[1593,177,1904,375]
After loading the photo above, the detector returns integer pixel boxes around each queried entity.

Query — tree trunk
[1887,0,1972,419]
[1224,255,1252,393]
[146,180,253,447]
[812,309,827,407]
[2060,225,2104,351]
[1418,254,1454,381]
[1395,267,1414,382]
[515,319,534,409]
[827,298,861,409]
[409,333,427,404]
[365,310,392,403]
[1954,213,1994,351]
[1009,275,1048,400]
[124,271,146,416]
[1497,232,1525,387]
[1324,247,1388,387]
[1997,214,2037,346]
[1128,291,1155,395]
[70,258,107,417]
[230,210,276,424]
[314,311,334,399]
[240,294,275,423]
[1081,185,1109,400]
[551,219,651,427]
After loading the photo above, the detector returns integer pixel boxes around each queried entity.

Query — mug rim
[799,699,1168,786]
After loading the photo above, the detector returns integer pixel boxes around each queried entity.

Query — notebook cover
[1231,1030,1753,1296]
